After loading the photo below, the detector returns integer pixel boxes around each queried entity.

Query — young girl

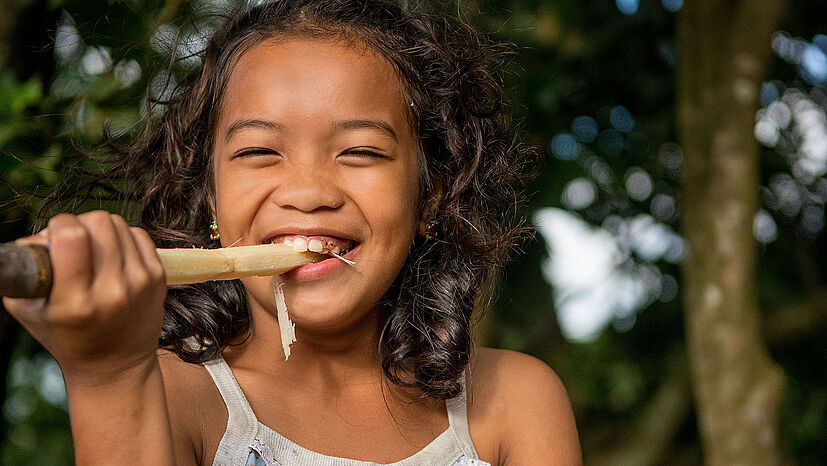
[4,1,580,464]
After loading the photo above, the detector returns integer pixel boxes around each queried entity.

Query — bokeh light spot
[613,313,637,333]
[625,167,653,201]
[761,82,780,107]
[38,359,66,406]
[609,105,635,133]
[650,194,677,221]
[550,133,580,160]
[176,27,210,68]
[801,44,827,84]
[658,142,683,176]
[150,24,177,54]
[572,115,599,142]
[801,204,825,237]
[114,59,141,88]
[602,215,623,235]
[663,236,688,263]
[661,0,683,13]
[562,177,597,210]
[628,215,673,261]
[81,47,112,76]
[772,31,807,63]
[616,0,640,15]
[816,178,827,199]
[753,210,778,244]
[659,274,679,302]
[769,173,803,217]
[55,20,83,63]
[754,118,780,147]
[768,100,792,128]
[148,71,182,108]
[585,156,613,186]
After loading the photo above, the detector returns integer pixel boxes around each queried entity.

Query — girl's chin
[283,307,378,337]
[248,289,377,330]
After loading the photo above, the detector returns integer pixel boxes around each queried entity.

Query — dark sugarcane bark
[0,243,52,299]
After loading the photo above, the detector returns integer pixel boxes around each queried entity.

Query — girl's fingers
[109,214,144,272]
[130,227,165,284]
[77,211,123,280]
[111,216,166,294]
[46,213,94,302]
[15,234,49,247]
[5,213,165,328]
[2,295,48,318]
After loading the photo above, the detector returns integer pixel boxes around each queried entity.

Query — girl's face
[212,38,421,334]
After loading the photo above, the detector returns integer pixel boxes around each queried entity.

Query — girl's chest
[233,381,451,463]
[192,389,497,466]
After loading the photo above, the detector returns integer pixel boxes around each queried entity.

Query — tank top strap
[202,356,260,465]
[446,371,480,460]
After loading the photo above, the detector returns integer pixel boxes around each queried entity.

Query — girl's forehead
[219,37,411,126]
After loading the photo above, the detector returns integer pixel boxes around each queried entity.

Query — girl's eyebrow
[224,119,284,143]
[223,118,398,143]
[333,119,397,142]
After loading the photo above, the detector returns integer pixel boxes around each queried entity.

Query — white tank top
[202,357,490,466]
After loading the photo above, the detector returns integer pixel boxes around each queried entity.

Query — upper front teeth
[277,236,347,255]
[308,239,324,252]
[292,238,308,252]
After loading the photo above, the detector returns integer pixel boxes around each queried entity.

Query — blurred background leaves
[0,0,825,464]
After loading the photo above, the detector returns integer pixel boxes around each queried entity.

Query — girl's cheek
[214,166,272,238]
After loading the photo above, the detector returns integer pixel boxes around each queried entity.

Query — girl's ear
[417,183,443,236]
[417,217,429,236]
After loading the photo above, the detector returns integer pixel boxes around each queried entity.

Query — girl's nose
[270,162,345,212]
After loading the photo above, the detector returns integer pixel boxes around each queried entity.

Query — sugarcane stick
[158,244,321,285]
[0,242,322,299]
[0,243,52,299]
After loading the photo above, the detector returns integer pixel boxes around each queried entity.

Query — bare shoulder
[468,347,582,466]
[157,349,227,466]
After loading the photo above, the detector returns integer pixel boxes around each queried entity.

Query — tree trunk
[677,1,786,464]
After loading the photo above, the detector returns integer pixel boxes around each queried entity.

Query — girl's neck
[223,305,383,392]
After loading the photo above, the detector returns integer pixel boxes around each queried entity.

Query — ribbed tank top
[202,357,490,466]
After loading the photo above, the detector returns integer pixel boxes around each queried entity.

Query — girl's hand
[4,211,176,465]
[3,210,166,385]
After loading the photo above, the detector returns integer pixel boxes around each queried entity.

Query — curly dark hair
[54,0,538,400]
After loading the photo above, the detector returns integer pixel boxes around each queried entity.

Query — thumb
[3,295,48,325]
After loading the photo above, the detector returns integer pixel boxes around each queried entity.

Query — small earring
[424,219,439,240]
[209,219,220,240]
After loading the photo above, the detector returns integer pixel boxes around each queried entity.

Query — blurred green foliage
[0,0,825,464]
[2,333,72,465]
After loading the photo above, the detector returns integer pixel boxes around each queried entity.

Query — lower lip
[281,246,359,281]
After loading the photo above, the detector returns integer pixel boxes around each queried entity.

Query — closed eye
[232,147,279,158]
[340,149,390,159]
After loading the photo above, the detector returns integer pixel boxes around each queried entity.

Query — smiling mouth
[265,234,357,256]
